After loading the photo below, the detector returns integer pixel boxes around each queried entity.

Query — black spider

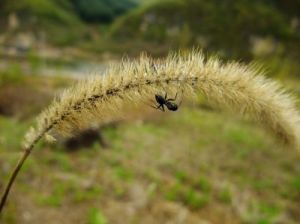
[151,92,178,112]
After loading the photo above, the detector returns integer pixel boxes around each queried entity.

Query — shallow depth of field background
[0,0,300,223]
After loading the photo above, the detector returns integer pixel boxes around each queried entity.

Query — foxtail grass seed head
[24,51,300,149]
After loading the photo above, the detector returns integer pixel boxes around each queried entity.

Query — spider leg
[163,92,167,100]
[143,98,158,109]
[155,104,164,112]
[150,104,158,109]
[177,93,183,107]
[178,88,185,106]
[149,103,165,112]
[149,99,157,105]
[144,100,159,109]
[167,92,178,101]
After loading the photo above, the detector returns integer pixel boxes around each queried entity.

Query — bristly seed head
[23,51,300,149]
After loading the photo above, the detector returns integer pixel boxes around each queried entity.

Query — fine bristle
[23,51,300,149]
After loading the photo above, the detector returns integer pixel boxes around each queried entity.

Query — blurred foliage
[1,0,299,65]
[0,64,24,86]
[0,0,136,45]
[1,0,79,25]
[87,208,108,224]
[71,0,136,23]
[110,0,300,60]
[0,0,85,45]
[1,0,136,24]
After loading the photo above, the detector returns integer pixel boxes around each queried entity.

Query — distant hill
[0,0,136,46]
[0,0,137,24]
[109,0,300,59]
[0,0,81,27]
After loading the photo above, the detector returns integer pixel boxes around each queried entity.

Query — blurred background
[0,0,300,223]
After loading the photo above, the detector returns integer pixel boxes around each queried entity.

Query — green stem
[0,147,32,213]
[0,127,50,214]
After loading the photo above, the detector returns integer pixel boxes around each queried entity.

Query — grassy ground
[0,98,299,223]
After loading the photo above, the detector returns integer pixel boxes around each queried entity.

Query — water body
[39,61,111,79]
[0,55,113,79]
